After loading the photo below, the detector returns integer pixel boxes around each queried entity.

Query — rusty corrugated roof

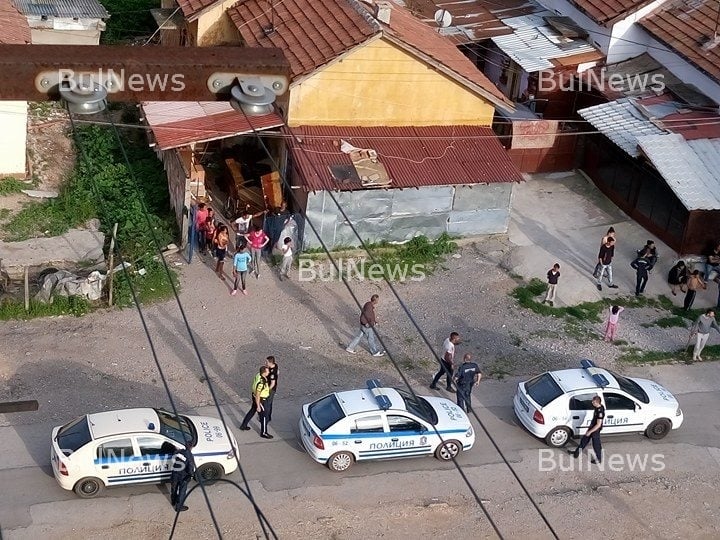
[640,0,720,83]
[286,125,522,191]
[570,0,656,26]
[141,101,283,150]
[12,0,108,18]
[0,0,30,43]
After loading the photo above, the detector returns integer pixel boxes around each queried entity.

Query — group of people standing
[428,331,482,413]
[193,202,295,296]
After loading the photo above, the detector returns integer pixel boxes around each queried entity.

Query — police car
[298,380,475,472]
[513,360,683,448]
[50,408,240,498]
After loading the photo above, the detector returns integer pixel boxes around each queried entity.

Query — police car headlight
[676,407,682,417]
[465,426,473,437]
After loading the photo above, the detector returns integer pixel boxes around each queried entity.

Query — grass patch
[0,178,27,195]
[112,259,180,307]
[652,316,688,329]
[618,345,720,365]
[486,357,514,379]
[0,208,11,219]
[564,320,598,342]
[0,296,91,320]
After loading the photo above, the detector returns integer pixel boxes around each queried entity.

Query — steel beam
[0,45,290,101]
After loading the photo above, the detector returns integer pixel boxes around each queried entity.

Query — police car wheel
[327,451,354,472]
[645,418,671,440]
[545,427,571,448]
[195,463,224,484]
[73,477,103,499]
[435,440,462,461]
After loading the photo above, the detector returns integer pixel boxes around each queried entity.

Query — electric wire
[101,110,278,540]
[277,116,562,540]
[238,107,517,540]
[66,111,225,539]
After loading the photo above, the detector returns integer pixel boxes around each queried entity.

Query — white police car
[513,359,683,447]
[298,380,475,472]
[50,408,240,498]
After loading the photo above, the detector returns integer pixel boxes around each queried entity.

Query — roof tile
[640,0,720,83]
[570,0,655,25]
[176,0,218,19]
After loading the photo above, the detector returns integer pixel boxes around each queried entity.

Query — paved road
[2,364,719,539]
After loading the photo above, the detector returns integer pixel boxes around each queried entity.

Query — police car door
[134,435,178,482]
[602,392,644,433]
[94,437,136,487]
[568,393,596,436]
[385,415,433,458]
[348,415,385,462]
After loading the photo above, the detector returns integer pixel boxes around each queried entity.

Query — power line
[237,103,559,539]
[66,112,226,539]
[101,111,278,539]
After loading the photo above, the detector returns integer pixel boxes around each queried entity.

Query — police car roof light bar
[580,359,610,388]
[366,379,392,411]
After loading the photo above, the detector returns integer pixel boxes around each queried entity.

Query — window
[608,372,650,403]
[97,438,134,460]
[569,394,597,410]
[603,393,636,410]
[524,374,563,407]
[308,395,345,431]
[350,415,384,434]
[155,409,197,446]
[387,416,424,433]
[395,388,438,425]
[137,436,176,456]
[56,416,92,456]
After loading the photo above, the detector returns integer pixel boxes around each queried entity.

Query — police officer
[454,353,481,413]
[264,356,279,424]
[169,443,195,512]
[571,396,605,464]
[239,366,273,439]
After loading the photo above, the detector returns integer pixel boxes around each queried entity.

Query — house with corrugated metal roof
[11,0,109,44]
[146,0,525,249]
[0,0,30,177]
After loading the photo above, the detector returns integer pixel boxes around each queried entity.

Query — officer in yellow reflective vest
[239,366,273,439]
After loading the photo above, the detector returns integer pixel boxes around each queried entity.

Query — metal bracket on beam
[206,72,287,96]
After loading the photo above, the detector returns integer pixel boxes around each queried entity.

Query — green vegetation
[649,316,688,329]
[0,296,91,320]
[618,344,720,365]
[2,124,177,310]
[100,0,159,44]
[0,178,26,195]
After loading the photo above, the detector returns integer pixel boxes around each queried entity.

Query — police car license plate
[519,394,530,412]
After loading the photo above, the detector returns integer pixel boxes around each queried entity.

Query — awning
[142,101,284,150]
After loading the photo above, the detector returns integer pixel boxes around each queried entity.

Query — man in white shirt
[430,332,460,391]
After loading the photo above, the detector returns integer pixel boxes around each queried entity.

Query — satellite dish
[434,9,452,28]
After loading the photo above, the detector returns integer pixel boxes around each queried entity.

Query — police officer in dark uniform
[454,353,481,413]
[571,396,605,463]
[169,443,195,512]
[264,356,279,424]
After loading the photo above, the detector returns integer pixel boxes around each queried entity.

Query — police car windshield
[309,394,345,431]
[608,372,650,404]
[525,373,564,407]
[56,416,92,456]
[155,409,197,447]
[395,389,438,425]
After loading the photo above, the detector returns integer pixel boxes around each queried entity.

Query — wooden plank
[261,171,283,209]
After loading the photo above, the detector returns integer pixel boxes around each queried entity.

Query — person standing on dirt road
[239,366,273,439]
[169,443,195,512]
[691,309,720,362]
[430,332,460,391]
[264,356,279,423]
[454,353,481,413]
[596,237,619,291]
[571,396,604,464]
[345,295,385,357]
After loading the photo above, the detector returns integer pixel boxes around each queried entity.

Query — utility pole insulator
[0,45,290,102]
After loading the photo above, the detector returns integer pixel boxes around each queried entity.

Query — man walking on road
[264,356,279,423]
[691,309,720,362]
[346,294,385,357]
[596,237,619,291]
[454,353,481,412]
[571,396,605,464]
[430,332,460,391]
[239,366,273,439]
